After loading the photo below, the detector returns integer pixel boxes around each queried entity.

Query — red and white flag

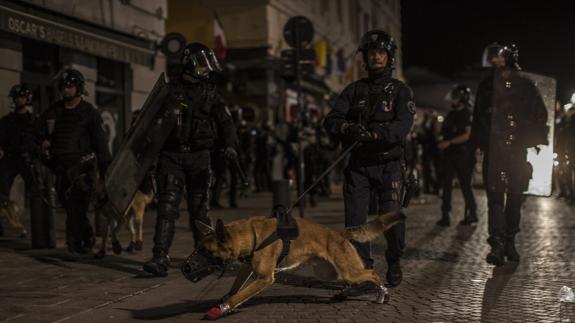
[214,13,227,61]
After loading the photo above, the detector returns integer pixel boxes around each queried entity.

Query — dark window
[21,38,60,114]
[96,58,126,154]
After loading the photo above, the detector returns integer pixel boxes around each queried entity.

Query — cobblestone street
[1,188,574,322]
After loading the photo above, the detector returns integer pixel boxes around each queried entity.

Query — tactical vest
[169,81,218,151]
[47,102,94,160]
[347,78,404,160]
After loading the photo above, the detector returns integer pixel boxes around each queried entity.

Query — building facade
[166,0,403,124]
[0,0,166,153]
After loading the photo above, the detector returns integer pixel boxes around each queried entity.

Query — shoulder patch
[407,101,416,114]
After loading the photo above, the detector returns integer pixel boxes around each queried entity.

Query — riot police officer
[143,43,237,277]
[39,69,111,254]
[436,85,477,226]
[470,43,548,266]
[324,30,415,287]
[0,84,38,237]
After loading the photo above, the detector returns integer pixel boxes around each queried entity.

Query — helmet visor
[190,49,222,72]
[482,44,502,67]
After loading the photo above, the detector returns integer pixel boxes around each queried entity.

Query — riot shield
[487,70,555,196]
[104,73,176,215]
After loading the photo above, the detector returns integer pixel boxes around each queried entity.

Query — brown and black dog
[195,212,405,320]
[94,180,154,258]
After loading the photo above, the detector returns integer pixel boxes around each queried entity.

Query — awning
[0,1,156,67]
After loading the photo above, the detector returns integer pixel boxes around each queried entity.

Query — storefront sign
[0,4,155,66]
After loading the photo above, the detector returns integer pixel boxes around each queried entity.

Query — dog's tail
[341,212,406,242]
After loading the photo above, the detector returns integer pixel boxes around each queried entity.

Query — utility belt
[351,145,403,166]
[165,144,209,154]
[52,152,96,176]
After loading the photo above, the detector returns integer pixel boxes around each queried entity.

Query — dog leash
[285,141,360,217]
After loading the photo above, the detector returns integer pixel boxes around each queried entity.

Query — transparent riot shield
[104,73,177,215]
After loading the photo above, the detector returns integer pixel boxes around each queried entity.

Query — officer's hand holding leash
[342,123,377,142]
[222,147,249,188]
[223,146,238,160]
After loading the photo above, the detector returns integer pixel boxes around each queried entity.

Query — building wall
[0,32,22,116]
[1,0,167,114]
[0,0,166,203]
[23,0,166,40]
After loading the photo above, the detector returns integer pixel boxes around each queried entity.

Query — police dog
[0,195,27,238]
[93,180,154,258]
[195,212,405,320]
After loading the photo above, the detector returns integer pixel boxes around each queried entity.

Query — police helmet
[357,29,397,67]
[181,42,222,75]
[59,69,86,96]
[9,83,32,104]
[482,42,520,70]
[446,84,472,107]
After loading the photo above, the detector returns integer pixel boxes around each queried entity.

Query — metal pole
[295,20,305,218]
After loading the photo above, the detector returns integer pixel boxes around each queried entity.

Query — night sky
[401,0,575,103]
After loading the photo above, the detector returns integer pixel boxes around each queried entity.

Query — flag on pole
[214,12,227,60]
[313,38,328,67]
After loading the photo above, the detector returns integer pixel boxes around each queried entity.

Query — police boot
[143,219,174,277]
[504,235,520,262]
[436,212,450,227]
[459,208,478,226]
[386,260,403,287]
[486,237,506,266]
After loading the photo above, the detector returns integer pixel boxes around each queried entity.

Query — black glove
[343,123,374,142]
[223,147,238,160]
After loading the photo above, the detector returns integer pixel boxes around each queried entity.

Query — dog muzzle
[181,248,224,283]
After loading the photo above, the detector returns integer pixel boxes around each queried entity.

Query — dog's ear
[194,220,214,236]
[215,219,226,243]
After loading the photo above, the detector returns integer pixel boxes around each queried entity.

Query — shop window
[21,38,60,114]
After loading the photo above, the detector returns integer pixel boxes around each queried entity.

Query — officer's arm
[213,101,238,149]
[447,110,472,145]
[89,110,112,176]
[323,84,354,137]
[369,85,415,144]
[448,126,472,145]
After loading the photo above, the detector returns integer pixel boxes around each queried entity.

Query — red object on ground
[204,306,223,320]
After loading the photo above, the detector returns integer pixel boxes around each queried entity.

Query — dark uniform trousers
[0,156,56,247]
[343,157,405,268]
[482,152,523,240]
[441,149,477,214]
[153,150,211,257]
[53,157,97,248]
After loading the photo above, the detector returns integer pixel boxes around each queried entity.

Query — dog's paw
[112,241,122,255]
[126,241,135,253]
[204,303,231,320]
